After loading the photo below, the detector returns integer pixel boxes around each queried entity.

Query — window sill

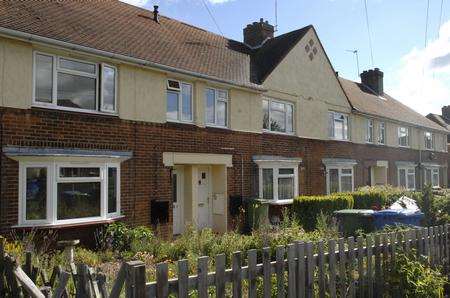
[13,215,125,230]
[262,130,296,136]
[266,199,294,205]
[205,124,230,130]
[32,104,118,117]
[166,119,195,125]
[328,138,351,142]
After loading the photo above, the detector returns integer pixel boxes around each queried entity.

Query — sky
[120,0,450,116]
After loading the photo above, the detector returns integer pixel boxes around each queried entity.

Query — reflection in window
[205,88,228,127]
[108,167,118,214]
[26,167,47,220]
[57,73,96,110]
[327,167,354,193]
[35,54,53,103]
[262,99,294,133]
[57,182,101,220]
[166,80,192,122]
[262,169,273,200]
[328,112,349,140]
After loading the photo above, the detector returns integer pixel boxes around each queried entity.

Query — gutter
[0,27,266,93]
[351,109,449,134]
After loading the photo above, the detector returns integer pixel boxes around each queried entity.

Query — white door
[197,167,211,229]
[172,168,184,235]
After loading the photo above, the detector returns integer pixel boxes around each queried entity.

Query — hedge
[293,194,354,231]
[352,186,414,209]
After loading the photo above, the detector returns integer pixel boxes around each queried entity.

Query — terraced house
[0,1,448,240]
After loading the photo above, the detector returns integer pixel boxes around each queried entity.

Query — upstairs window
[166,80,193,122]
[378,122,386,144]
[328,112,349,140]
[398,126,410,147]
[263,99,294,133]
[33,52,117,113]
[366,119,374,143]
[424,131,434,150]
[205,88,228,127]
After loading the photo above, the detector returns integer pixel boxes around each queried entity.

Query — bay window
[328,112,349,140]
[398,167,415,190]
[205,88,228,127]
[263,99,294,134]
[327,167,354,194]
[424,131,434,150]
[33,52,117,113]
[255,157,301,203]
[20,162,120,226]
[167,80,193,122]
[424,167,439,187]
[398,126,410,147]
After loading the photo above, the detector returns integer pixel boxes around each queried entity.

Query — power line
[363,0,374,67]
[201,0,224,37]
[346,49,360,78]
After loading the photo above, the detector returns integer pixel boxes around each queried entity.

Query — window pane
[329,169,339,193]
[60,167,100,178]
[167,91,179,120]
[205,89,215,123]
[334,119,343,139]
[432,172,439,187]
[263,100,269,130]
[286,104,293,132]
[60,58,96,74]
[181,83,192,121]
[425,169,432,185]
[407,173,415,189]
[279,168,294,175]
[262,169,273,200]
[342,168,352,175]
[108,167,118,214]
[270,102,286,132]
[328,112,334,137]
[399,169,406,187]
[341,175,353,192]
[25,167,47,220]
[35,54,53,103]
[57,182,101,220]
[102,66,116,112]
[218,90,227,99]
[216,100,227,126]
[343,117,348,139]
[57,73,96,110]
[278,177,294,200]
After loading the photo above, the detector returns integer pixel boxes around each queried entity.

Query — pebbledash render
[0,2,448,241]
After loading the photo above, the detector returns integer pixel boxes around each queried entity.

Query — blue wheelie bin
[372,209,424,230]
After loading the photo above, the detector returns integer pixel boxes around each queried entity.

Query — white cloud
[388,21,450,116]
[120,0,151,7]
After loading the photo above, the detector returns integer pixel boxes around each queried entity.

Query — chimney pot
[243,18,274,48]
[360,68,384,95]
[442,105,450,119]
[153,5,159,23]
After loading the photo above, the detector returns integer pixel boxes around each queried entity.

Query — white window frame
[32,51,117,115]
[378,122,386,145]
[397,166,415,190]
[166,80,193,123]
[262,98,294,134]
[100,63,118,113]
[328,111,349,140]
[366,119,374,143]
[18,161,120,227]
[205,88,229,128]
[326,166,354,194]
[424,131,434,150]
[398,126,410,147]
[256,161,299,204]
[424,167,439,187]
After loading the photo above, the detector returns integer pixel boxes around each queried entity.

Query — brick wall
[0,107,448,241]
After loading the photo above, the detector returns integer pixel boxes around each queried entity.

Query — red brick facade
[0,107,448,241]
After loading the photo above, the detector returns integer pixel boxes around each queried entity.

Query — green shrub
[293,193,354,231]
[386,251,447,297]
[352,185,412,209]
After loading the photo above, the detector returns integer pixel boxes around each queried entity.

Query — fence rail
[1,224,449,297]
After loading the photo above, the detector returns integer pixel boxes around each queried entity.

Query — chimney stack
[153,5,159,23]
[360,68,384,95]
[442,105,450,120]
[243,18,274,48]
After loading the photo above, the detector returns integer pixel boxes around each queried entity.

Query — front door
[172,167,184,235]
[197,167,211,229]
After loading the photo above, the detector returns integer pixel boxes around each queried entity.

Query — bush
[415,186,450,226]
[293,193,354,231]
[386,251,447,297]
[352,185,412,209]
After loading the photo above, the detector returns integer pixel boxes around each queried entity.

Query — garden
[1,186,449,297]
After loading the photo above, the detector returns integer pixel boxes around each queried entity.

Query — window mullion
[273,167,279,201]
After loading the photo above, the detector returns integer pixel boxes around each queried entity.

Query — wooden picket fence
[1,224,449,297]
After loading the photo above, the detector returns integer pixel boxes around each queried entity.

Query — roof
[339,78,448,132]
[0,0,312,89]
[426,114,450,130]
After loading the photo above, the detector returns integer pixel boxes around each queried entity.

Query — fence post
[262,247,271,298]
[178,259,189,298]
[317,241,325,298]
[215,255,225,298]
[328,239,337,298]
[197,256,209,298]
[356,236,364,297]
[275,246,285,298]
[347,237,355,298]
[296,241,306,298]
[287,244,296,298]
[232,251,242,298]
[305,242,314,298]
[156,262,168,298]
[248,249,258,298]
[338,238,346,298]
